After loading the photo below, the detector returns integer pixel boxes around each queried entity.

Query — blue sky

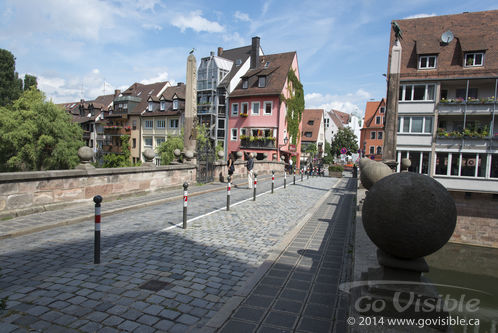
[1,0,497,114]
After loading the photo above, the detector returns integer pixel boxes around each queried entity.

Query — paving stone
[177,313,200,325]
[220,320,257,333]
[159,308,181,320]
[102,315,124,326]
[117,320,140,332]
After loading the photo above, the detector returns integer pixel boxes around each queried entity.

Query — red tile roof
[301,109,323,142]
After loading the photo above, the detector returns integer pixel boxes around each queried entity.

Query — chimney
[177,82,184,86]
[114,89,121,98]
[217,47,223,56]
[250,36,260,69]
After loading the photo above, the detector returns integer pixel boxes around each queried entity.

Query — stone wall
[449,191,498,248]
[0,160,285,219]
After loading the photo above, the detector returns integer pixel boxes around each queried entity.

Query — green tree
[102,135,132,168]
[322,141,334,164]
[304,143,317,156]
[157,135,184,165]
[23,74,38,91]
[0,88,84,171]
[331,127,359,157]
[0,49,23,106]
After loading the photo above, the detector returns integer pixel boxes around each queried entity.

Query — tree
[23,74,38,91]
[322,141,334,164]
[157,135,183,165]
[0,49,23,106]
[0,88,84,171]
[330,127,359,157]
[102,135,132,168]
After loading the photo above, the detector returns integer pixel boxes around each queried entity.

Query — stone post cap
[143,148,155,162]
[78,146,94,164]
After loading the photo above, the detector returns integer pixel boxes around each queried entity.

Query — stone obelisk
[383,24,402,170]
[184,52,197,162]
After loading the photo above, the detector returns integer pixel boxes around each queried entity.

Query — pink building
[227,46,302,169]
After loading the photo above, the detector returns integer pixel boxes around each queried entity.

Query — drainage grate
[139,280,171,292]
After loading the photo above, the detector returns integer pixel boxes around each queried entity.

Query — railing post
[271,170,275,194]
[227,176,231,211]
[253,173,257,201]
[284,171,287,189]
[93,195,102,264]
[183,182,188,229]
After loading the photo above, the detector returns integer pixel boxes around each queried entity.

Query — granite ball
[142,148,155,162]
[362,172,457,259]
[401,158,411,171]
[184,150,194,159]
[360,161,392,189]
[77,146,94,163]
[174,149,181,157]
[217,150,225,159]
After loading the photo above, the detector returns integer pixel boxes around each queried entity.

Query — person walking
[227,153,235,177]
[247,153,254,189]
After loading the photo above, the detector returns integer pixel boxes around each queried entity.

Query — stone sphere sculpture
[401,158,411,172]
[184,150,194,159]
[236,151,243,158]
[174,149,181,158]
[360,161,392,189]
[77,146,94,164]
[217,150,224,160]
[359,157,374,169]
[362,172,457,259]
[142,148,155,162]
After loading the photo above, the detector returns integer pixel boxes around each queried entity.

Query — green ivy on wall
[281,69,304,146]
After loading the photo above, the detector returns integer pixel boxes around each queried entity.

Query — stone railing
[0,159,285,219]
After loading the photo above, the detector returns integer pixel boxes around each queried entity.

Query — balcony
[438,100,495,115]
[240,137,276,149]
[103,125,131,136]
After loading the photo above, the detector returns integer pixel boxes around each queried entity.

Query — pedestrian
[289,158,293,174]
[227,153,235,177]
[247,153,254,189]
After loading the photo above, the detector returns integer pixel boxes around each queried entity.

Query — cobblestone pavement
[0,175,346,332]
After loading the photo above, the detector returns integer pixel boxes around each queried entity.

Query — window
[304,132,312,138]
[419,55,437,69]
[264,101,272,115]
[399,84,436,101]
[398,116,433,134]
[380,107,385,114]
[132,120,137,130]
[464,52,484,67]
[241,103,249,115]
[258,76,266,88]
[251,102,260,115]
[132,138,136,148]
[377,146,382,155]
[148,102,153,111]
[231,103,239,116]
[123,103,128,110]
[240,128,247,137]
[376,116,381,125]
[308,120,314,125]
[144,137,153,147]
[370,132,376,139]
[144,120,153,129]
[378,131,383,140]
[173,99,179,110]
[156,137,165,146]
[157,120,165,129]
[456,88,478,100]
[324,118,329,127]
[369,146,375,154]
[242,79,248,89]
[170,119,179,128]
[160,101,166,111]
[231,128,238,141]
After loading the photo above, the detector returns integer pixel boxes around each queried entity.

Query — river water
[425,242,498,333]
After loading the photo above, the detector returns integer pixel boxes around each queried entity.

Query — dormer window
[160,101,166,111]
[380,107,385,114]
[173,99,179,110]
[464,52,484,67]
[236,59,242,65]
[258,76,266,88]
[307,120,314,125]
[418,55,437,69]
[242,79,248,89]
[148,102,153,111]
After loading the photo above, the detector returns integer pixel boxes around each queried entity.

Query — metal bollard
[307,169,309,179]
[293,172,296,185]
[301,169,303,181]
[271,171,274,194]
[253,173,257,201]
[227,176,231,211]
[183,182,188,229]
[93,195,102,264]
[284,171,287,189]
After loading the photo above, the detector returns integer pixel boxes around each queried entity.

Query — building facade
[360,99,386,161]
[301,109,325,162]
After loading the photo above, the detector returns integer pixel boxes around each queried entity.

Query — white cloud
[92,69,100,74]
[234,11,250,22]
[171,10,225,33]
[140,72,170,85]
[142,23,162,31]
[402,13,436,19]
[305,89,372,115]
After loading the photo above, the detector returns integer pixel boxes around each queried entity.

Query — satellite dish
[441,30,454,44]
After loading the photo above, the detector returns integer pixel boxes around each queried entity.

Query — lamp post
[279,136,289,173]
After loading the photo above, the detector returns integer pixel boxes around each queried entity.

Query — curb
[203,178,342,331]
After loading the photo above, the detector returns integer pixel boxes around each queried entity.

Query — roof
[363,99,386,128]
[93,94,115,109]
[142,84,186,117]
[229,51,296,98]
[301,109,323,142]
[161,84,186,101]
[328,109,350,129]
[388,10,498,80]
[218,45,253,87]
[120,81,170,115]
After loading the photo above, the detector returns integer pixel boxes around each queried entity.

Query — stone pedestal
[75,146,95,170]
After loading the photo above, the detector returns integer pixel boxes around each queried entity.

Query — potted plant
[328,165,344,178]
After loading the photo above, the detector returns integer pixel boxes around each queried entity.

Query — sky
[1,0,497,116]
